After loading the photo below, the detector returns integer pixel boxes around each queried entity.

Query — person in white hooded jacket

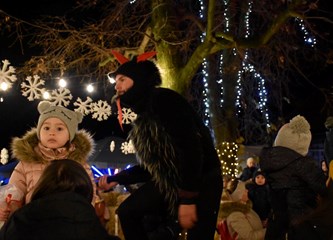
[218,180,266,240]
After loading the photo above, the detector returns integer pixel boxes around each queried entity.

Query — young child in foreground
[0,101,100,222]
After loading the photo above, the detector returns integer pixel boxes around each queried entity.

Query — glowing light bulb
[43,91,50,99]
[107,72,116,84]
[0,82,8,91]
[86,84,94,93]
[58,78,67,88]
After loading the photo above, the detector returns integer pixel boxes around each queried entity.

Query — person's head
[321,160,328,172]
[246,157,256,168]
[31,159,93,202]
[230,181,248,203]
[223,174,232,188]
[252,169,266,186]
[37,101,83,148]
[111,54,162,106]
[274,115,311,156]
[325,116,333,129]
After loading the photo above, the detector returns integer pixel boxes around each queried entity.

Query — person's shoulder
[153,88,192,109]
[154,87,184,100]
[245,182,256,191]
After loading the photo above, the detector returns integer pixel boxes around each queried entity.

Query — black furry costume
[108,56,222,240]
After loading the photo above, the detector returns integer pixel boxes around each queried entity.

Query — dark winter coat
[291,180,333,240]
[0,191,115,240]
[260,146,327,219]
[111,87,222,213]
[247,183,271,221]
[239,167,257,182]
[259,146,327,240]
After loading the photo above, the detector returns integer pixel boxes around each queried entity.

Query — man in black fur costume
[98,52,222,240]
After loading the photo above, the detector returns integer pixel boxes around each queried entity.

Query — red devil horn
[111,50,130,64]
[137,51,157,62]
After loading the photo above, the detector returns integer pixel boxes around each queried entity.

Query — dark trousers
[117,181,167,240]
[117,168,222,240]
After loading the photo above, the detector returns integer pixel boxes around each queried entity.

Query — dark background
[0,0,332,154]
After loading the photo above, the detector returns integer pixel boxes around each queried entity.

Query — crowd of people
[0,51,332,240]
[219,115,332,240]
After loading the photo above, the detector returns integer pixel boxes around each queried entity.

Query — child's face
[322,161,328,172]
[255,175,266,185]
[247,158,255,168]
[40,117,70,149]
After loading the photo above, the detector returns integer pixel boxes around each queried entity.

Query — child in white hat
[259,115,327,240]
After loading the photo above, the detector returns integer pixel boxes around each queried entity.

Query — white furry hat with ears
[274,115,312,156]
[36,101,83,142]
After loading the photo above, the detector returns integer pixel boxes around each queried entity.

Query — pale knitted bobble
[289,115,311,134]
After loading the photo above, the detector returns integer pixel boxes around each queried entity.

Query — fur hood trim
[219,201,252,219]
[11,128,95,164]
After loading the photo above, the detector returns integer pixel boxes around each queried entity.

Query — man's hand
[178,204,197,229]
[97,175,118,191]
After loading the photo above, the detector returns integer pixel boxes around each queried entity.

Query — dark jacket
[0,191,115,240]
[111,87,222,213]
[260,146,327,219]
[292,180,333,240]
[247,183,271,221]
[260,146,327,240]
[240,167,257,182]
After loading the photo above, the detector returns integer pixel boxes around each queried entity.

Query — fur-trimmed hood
[11,128,95,164]
[219,201,253,219]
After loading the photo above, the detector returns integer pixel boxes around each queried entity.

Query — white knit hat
[274,115,311,156]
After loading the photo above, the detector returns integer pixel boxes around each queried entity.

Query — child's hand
[0,205,11,221]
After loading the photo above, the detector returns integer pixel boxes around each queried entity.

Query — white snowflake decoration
[91,100,112,121]
[121,107,137,124]
[110,141,115,152]
[21,75,46,101]
[49,87,73,106]
[0,59,17,89]
[0,148,9,165]
[74,97,93,115]
[121,140,135,154]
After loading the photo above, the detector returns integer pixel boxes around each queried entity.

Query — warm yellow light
[86,84,94,93]
[0,82,8,91]
[58,78,67,88]
[107,72,116,84]
[43,91,50,99]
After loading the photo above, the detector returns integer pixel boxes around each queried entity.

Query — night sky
[0,0,332,151]
[0,0,127,149]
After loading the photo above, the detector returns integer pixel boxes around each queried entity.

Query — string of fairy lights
[197,0,317,177]
[296,18,316,47]
[198,1,211,127]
